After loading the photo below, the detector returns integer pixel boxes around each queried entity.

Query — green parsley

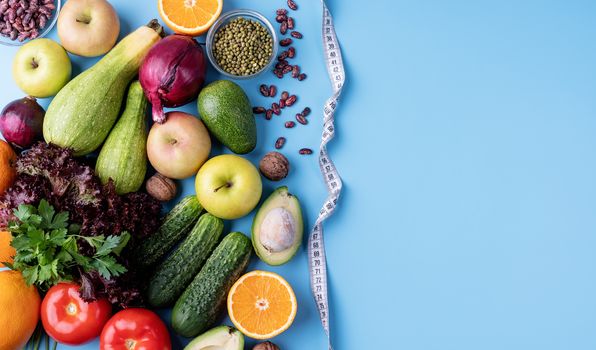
[4,199,130,291]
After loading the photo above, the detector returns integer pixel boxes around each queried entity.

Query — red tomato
[41,282,112,345]
[100,308,171,350]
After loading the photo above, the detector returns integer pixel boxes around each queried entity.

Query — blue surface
[1,0,596,349]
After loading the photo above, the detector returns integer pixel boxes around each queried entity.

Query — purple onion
[139,35,207,124]
[0,96,45,149]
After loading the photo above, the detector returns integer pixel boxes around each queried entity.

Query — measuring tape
[308,2,345,349]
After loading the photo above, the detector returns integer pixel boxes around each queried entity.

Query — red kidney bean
[296,114,308,125]
[253,107,266,114]
[279,99,286,108]
[269,85,277,97]
[290,31,303,39]
[287,17,295,29]
[287,0,298,10]
[276,8,288,15]
[298,73,307,81]
[275,137,286,149]
[299,148,313,155]
[280,21,288,35]
[259,84,270,97]
[282,65,293,74]
[287,47,296,58]
[281,91,289,100]
[276,14,287,23]
[272,103,281,115]
[280,38,293,46]
[274,70,284,79]
[292,65,300,78]
[266,110,273,120]
[285,121,296,128]
[278,50,289,60]
[302,107,311,116]
[285,95,297,106]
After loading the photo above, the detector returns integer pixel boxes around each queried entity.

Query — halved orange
[0,231,15,267]
[227,270,297,339]
[158,0,223,36]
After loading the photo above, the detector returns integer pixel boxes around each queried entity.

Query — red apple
[147,112,211,179]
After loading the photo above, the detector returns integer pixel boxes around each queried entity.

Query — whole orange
[0,270,41,350]
[0,140,17,195]
[0,231,15,267]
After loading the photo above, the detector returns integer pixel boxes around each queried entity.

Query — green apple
[58,0,120,57]
[195,154,262,220]
[12,39,71,98]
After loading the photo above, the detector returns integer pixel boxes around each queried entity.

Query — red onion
[139,35,207,124]
[0,96,45,149]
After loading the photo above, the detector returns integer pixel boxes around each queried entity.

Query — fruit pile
[0,0,315,349]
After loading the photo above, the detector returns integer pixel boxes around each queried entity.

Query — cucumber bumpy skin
[147,213,224,307]
[172,232,252,338]
[133,195,203,268]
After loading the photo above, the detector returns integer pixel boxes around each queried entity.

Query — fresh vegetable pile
[0,0,316,349]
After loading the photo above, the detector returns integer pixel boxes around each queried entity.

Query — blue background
[2,0,596,349]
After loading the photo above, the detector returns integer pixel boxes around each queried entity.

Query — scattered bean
[269,85,277,97]
[290,31,303,39]
[302,107,311,116]
[296,114,308,125]
[287,17,295,30]
[259,84,270,97]
[280,38,293,46]
[288,46,296,58]
[253,106,266,114]
[285,95,297,106]
[266,109,273,120]
[292,65,300,78]
[275,137,286,149]
[298,73,307,81]
[281,91,289,100]
[272,102,281,115]
[299,148,313,155]
[285,121,296,128]
[280,21,288,35]
[287,0,298,11]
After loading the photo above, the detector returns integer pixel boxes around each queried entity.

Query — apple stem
[213,182,233,193]
[30,58,38,69]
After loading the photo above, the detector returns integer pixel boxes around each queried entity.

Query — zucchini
[43,20,164,156]
[147,213,224,307]
[172,232,252,337]
[95,81,148,195]
[133,195,203,268]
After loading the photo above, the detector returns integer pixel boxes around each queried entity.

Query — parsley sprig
[4,200,129,291]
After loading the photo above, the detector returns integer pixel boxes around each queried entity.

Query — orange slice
[227,270,297,339]
[158,0,223,36]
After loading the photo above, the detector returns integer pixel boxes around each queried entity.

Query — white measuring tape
[308,2,345,349]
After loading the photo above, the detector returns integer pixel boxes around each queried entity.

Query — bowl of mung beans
[206,9,278,79]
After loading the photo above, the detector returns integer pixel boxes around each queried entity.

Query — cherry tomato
[41,282,112,345]
[100,308,171,350]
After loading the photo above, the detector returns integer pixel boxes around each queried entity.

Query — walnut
[259,152,290,181]
[253,341,280,350]
[146,173,177,202]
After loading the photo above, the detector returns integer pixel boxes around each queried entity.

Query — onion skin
[0,96,45,149]
[139,35,207,124]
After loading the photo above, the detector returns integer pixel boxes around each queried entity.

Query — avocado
[184,326,244,350]
[198,80,257,154]
[252,186,303,266]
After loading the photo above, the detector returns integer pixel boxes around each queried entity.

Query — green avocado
[183,326,244,350]
[251,186,303,266]
[198,80,257,154]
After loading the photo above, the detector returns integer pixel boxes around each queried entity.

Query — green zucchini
[147,213,224,307]
[133,195,203,268]
[43,20,164,156]
[95,81,148,195]
[172,232,252,337]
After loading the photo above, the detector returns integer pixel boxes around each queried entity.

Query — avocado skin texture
[252,186,304,266]
[198,80,257,154]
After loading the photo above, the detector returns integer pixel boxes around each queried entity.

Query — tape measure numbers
[308,2,345,350]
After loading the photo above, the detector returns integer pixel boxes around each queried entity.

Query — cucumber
[172,232,252,337]
[96,81,148,195]
[147,214,224,307]
[133,195,203,268]
[43,20,164,156]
